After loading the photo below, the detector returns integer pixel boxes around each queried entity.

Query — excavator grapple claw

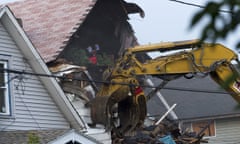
[90,40,240,137]
[90,84,147,134]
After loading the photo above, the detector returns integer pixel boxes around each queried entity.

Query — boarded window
[192,120,215,137]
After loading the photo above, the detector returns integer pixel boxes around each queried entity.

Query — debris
[112,119,208,144]
[49,63,97,102]
[49,63,208,144]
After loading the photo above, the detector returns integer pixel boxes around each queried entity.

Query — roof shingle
[0,129,68,144]
[147,76,240,121]
[8,0,97,62]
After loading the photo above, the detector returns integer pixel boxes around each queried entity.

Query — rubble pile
[50,64,209,144]
[112,120,208,144]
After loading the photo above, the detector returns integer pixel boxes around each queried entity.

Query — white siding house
[0,6,101,144]
[208,117,240,144]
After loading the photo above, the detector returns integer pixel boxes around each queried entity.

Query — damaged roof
[0,5,86,130]
[7,0,144,63]
[8,0,97,62]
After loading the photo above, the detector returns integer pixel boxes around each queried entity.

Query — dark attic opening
[58,0,144,82]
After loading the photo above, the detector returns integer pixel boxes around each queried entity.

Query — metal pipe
[145,78,178,120]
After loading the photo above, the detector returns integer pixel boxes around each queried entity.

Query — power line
[168,0,233,14]
[0,68,231,95]
[163,86,228,94]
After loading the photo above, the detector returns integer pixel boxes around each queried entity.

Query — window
[0,60,10,115]
[192,120,215,137]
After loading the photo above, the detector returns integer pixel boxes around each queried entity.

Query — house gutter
[179,113,240,123]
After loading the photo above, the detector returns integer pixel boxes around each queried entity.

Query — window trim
[0,54,13,117]
[0,60,10,115]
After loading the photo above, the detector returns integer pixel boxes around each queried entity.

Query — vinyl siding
[0,23,70,130]
[208,117,240,144]
[71,99,112,144]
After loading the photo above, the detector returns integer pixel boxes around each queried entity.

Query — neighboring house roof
[0,129,68,144]
[0,6,86,130]
[49,129,101,144]
[7,0,97,62]
[0,129,102,144]
[147,76,240,121]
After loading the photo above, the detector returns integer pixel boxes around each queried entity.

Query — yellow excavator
[90,39,240,137]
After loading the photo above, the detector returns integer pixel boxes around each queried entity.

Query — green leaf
[190,10,205,27]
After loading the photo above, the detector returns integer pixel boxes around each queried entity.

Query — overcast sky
[0,0,22,4]
[127,0,204,44]
[126,0,240,52]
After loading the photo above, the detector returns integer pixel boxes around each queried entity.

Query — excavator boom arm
[90,40,240,135]
[114,41,238,76]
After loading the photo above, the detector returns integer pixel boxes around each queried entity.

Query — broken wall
[58,0,139,81]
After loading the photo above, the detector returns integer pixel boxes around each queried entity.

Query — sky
[0,0,239,52]
[127,0,205,44]
[126,0,240,52]
[0,0,21,4]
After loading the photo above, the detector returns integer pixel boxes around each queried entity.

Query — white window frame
[0,60,11,116]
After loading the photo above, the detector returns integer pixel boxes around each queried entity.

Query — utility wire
[163,86,228,94]
[0,68,231,95]
[168,0,233,14]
